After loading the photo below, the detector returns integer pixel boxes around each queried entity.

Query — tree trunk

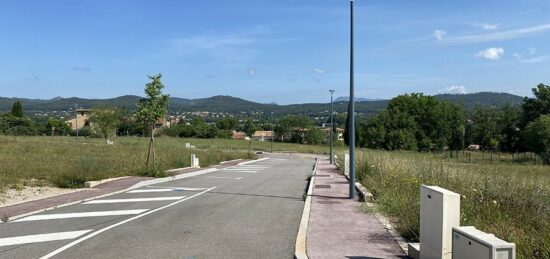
[248,139,252,158]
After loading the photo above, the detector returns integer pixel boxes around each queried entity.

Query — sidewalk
[0,159,246,219]
[306,158,408,259]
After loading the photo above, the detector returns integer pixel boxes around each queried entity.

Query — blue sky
[1,0,549,104]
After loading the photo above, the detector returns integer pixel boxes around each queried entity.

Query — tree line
[346,84,550,163]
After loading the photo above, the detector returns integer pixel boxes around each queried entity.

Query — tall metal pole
[75,104,79,138]
[348,0,356,199]
[329,90,335,164]
[271,112,274,153]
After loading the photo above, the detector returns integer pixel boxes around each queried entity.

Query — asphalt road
[0,154,314,259]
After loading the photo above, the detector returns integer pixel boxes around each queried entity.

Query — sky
[0,0,549,104]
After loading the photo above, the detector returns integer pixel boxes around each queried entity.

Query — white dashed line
[14,210,148,222]
[84,197,186,204]
[127,189,184,193]
[0,230,93,247]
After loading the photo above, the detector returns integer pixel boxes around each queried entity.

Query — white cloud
[475,47,504,60]
[248,68,256,76]
[520,55,550,63]
[443,23,550,44]
[433,30,446,40]
[474,23,499,30]
[439,85,466,94]
[313,68,326,75]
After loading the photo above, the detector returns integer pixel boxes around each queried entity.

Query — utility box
[452,226,515,259]
[420,185,460,259]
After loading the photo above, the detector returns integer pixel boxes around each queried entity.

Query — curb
[294,158,318,259]
[84,176,130,188]
[1,157,266,223]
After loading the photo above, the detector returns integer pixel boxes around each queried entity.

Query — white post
[344,153,350,176]
[191,154,197,168]
[185,143,191,148]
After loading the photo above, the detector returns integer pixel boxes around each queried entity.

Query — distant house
[65,109,92,130]
[252,131,274,142]
[231,131,247,140]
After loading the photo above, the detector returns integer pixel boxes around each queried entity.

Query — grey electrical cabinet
[452,226,515,259]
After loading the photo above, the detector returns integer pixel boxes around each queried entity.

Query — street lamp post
[271,112,274,153]
[329,90,335,164]
[348,0,356,199]
[75,104,79,138]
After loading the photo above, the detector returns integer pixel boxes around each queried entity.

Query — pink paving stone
[306,158,409,259]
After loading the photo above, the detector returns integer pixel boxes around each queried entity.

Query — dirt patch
[0,186,81,207]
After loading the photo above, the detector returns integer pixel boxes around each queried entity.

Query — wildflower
[492,200,497,205]
[462,195,466,199]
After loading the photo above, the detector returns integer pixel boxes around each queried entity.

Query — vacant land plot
[343,149,549,259]
[0,136,250,190]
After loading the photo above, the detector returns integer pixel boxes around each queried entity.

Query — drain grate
[315,184,331,189]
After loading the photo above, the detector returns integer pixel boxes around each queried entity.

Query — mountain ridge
[0,92,525,116]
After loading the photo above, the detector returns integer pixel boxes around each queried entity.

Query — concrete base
[408,243,420,259]
[84,177,129,188]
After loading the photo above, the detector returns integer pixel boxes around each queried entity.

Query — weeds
[348,149,550,259]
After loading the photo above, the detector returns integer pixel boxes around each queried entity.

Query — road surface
[0,154,314,259]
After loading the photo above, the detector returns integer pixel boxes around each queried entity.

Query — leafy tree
[90,107,121,141]
[11,101,23,117]
[275,115,314,143]
[521,83,550,126]
[497,104,522,152]
[216,117,239,131]
[134,74,169,167]
[0,114,36,135]
[466,107,500,151]
[45,117,71,136]
[305,126,324,145]
[523,115,550,164]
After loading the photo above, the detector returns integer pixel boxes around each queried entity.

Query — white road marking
[205,176,234,179]
[40,187,215,259]
[14,210,148,222]
[224,168,262,171]
[223,170,258,173]
[84,197,186,204]
[127,189,184,193]
[236,177,243,180]
[144,186,209,191]
[0,230,93,247]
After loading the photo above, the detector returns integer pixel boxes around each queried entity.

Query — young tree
[242,117,257,158]
[135,74,169,167]
[11,101,24,117]
[90,107,121,141]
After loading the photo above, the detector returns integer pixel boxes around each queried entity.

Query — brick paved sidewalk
[306,158,408,259]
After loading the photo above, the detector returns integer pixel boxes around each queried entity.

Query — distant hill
[0,92,525,116]
[434,92,523,109]
[334,96,383,102]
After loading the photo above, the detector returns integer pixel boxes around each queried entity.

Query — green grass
[0,136,251,189]
[340,149,550,259]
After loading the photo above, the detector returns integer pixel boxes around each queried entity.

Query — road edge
[294,158,318,259]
